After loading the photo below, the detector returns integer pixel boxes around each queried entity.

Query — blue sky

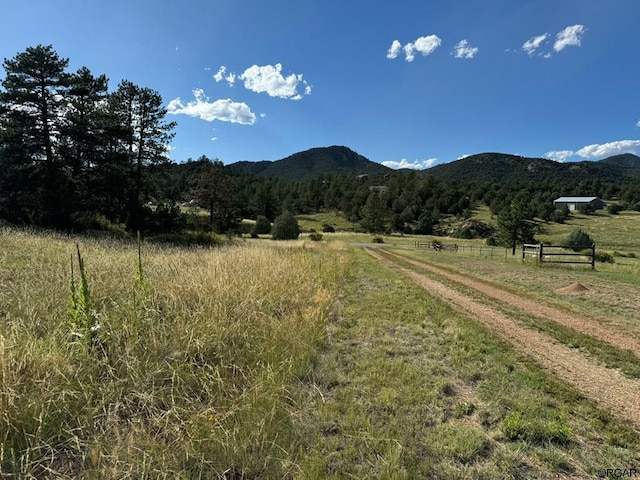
[2,0,640,169]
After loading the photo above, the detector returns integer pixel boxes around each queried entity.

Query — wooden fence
[522,243,595,269]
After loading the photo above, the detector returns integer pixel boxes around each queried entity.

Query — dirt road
[365,247,640,429]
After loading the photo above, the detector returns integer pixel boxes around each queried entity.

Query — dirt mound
[555,283,589,295]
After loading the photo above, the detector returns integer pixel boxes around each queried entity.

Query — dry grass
[0,227,350,478]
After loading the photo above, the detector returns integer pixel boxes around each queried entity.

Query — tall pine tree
[0,45,72,226]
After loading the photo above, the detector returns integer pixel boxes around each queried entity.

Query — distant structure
[553,196,605,211]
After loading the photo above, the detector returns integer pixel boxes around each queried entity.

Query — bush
[485,236,499,246]
[607,203,625,215]
[271,211,300,240]
[550,207,570,224]
[372,236,384,243]
[452,226,473,239]
[147,202,185,233]
[322,223,335,233]
[308,232,323,241]
[562,228,594,252]
[253,215,272,235]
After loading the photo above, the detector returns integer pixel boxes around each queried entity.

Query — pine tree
[191,157,236,231]
[0,45,72,226]
[497,199,536,255]
[109,81,176,231]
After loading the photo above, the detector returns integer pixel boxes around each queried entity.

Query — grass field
[1,211,639,477]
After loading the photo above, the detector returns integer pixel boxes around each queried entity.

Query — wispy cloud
[545,139,640,161]
[452,40,478,59]
[167,89,256,125]
[213,66,236,86]
[382,158,438,170]
[522,33,549,56]
[239,64,311,100]
[388,35,442,62]
[554,24,586,52]
[520,25,585,58]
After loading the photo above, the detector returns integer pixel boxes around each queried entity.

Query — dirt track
[365,248,640,429]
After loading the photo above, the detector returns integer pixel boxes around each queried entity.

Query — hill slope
[227,146,392,180]
[422,152,639,183]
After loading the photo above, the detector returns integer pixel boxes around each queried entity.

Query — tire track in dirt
[381,249,640,357]
[364,248,640,429]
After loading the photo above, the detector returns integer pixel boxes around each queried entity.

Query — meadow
[1,208,640,478]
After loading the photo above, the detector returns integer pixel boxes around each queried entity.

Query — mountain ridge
[225,146,640,183]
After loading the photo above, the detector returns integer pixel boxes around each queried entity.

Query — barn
[553,196,605,211]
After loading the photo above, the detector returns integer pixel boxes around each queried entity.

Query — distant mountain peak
[227,145,391,180]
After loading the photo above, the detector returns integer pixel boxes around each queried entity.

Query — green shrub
[550,206,570,224]
[322,223,335,233]
[372,236,384,243]
[254,215,272,235]
[452,226,473,239]
[271,211,300,240]
[308,232,323,241]
[562,228,594,252]
[607,203,625,215]
[485,236,499,246]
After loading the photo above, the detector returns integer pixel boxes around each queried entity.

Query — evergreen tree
[191,157,236,231]
[0,45,72,226]
[360,191,387,233]
[497,199,536,255]
[59,66,111,219]
[109,80,176,231]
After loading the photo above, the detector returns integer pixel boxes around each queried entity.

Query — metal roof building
[553,197,605,211]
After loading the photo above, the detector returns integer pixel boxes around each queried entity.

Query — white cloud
[387,40,402,59]
[545,139,640,161]
[545,150,575,162]
[554,24,586,52]
[167,89,257,125]
[390,35,442,62]
[210,136,218,141]
[457,154,470,160]
[213,66,226,82]
[406,35,442,61]
[522,33,549,56]
[636,119,640,128]
[452,40,478,59]
[239,63,310,100]
[214,66,236,86]
[382,158,438,170]
[575,140,640,158]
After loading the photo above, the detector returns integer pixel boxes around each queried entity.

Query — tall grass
[0,228,349,478]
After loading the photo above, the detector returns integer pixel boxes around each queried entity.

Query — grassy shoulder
[292,248,639,479]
